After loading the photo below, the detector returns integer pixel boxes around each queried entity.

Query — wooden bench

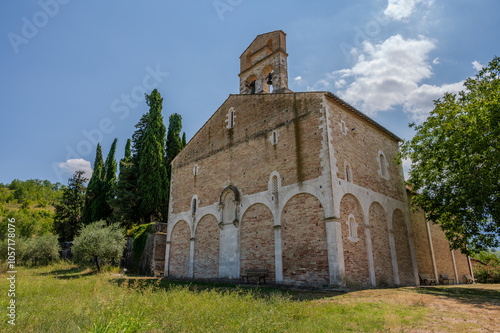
[241,269,268,284]
[439,273,455,285]
[463,274,477,284]
[419,273,437,285]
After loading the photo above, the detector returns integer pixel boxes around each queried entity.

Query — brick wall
[169,221,191,278]
[429,222,455,282]
[369,202,394,285]
[454,250,471,283]
[240,204,275,282]
[171,93,324,215]
[340,194,370,285]
[408,205,435,279]
[326,97,405,202]
[281,193,329,285]
[193,214,219,279]
[393,209,414,285]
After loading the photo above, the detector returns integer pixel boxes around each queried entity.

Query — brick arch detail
[240,203,276,282]
[369,201,394,285]
[392,208,414,285]
[281,193,329,285]
[168,220,191,278]
[339,193,371,285]
[193,214,220,279]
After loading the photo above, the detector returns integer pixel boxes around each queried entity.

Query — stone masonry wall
[171,93,324,215]
[326,97,405,202]
[369,202,394,285]
[193,215,219,279]
[393,209,414,285]
[281,193,329,285]
[340,194,370,286]
[169,221,191,278]
[240,204,275,282]
[408,205,435,279]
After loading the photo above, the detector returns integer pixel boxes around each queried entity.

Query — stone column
[325,218,344,285]
[388,228,400,285]
[189,238,195,278]
[364,226,376,286]
[163,241,171,277]
[273,225,283,283]
[425,220,439,284]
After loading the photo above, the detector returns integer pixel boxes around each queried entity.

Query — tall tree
[54,170,87,241]
[112,139,138,228]
[400,56,500,254]
[99,138,118,221]
[182,132,187,148]
[165,113,183,177]
[138,89,168,221]
[82,144,104,223]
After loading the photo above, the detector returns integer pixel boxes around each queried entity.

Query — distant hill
[0,179,63,239]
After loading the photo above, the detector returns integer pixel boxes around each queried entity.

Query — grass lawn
[0,262,499,332]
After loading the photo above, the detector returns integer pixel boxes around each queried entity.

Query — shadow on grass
[414,285,500,308]
[108,277,345,301]
[39,266,99,279]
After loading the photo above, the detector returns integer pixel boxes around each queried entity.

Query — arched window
[230,110,234,128]
[345,164,351,183]
[272,175,278,195]
[192,198,197,214]
[378,150,389,179]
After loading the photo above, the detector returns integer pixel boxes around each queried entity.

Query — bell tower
[239,31,292,94]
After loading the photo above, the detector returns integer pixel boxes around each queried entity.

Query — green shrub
[73,221,126,271]
[474,260,500,283]
[27,234,61,265]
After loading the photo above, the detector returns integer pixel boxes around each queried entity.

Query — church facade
[163,31,472,286]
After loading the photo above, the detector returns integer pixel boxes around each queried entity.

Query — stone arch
[220,186,241,225]
[169,220,191,278]
[278,185,330,223]
[262,65,274,93]
[281,193,329,285]
[392,209,414,285]
[340,193,370,285]
[240,204,275,282]
[193,214,219,279]
[369,202,394,285]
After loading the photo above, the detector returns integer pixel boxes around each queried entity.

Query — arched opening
[246,75,257,94]
[262,65,274,93]
[220,186,241,224]
[345,164,352,183]
[379,152,388,178]
[192,198,197,214]
[272,175,278,195]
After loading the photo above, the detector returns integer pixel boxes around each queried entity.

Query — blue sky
[0,0,498,185]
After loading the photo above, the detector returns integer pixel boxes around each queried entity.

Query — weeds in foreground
[0,262,429,332]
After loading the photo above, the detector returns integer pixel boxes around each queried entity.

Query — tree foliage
[54,171,87,241]
[400,56,500,254]
[82,144,104,223]
[165,113,183,177]
[138,89,168,222]
[72,220,126,271]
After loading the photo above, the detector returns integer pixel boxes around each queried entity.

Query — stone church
[162,31,473,286]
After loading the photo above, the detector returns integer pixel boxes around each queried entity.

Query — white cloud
[331,34,464,123]
[294,76,302,82]
[472,60,484,71]
[403,81,464,123]
[432,57,439,64]
[58,159,93,180]
[402,157,412,180]
[384,0,430,21]
[335,79,347,89]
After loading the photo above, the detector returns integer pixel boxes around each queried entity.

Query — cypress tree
[112,139,138,228]
[165,113,183,177]
[138,89,168,222]
[99,138,118,221]
[82,144,104,223]
[182,132,187,148]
